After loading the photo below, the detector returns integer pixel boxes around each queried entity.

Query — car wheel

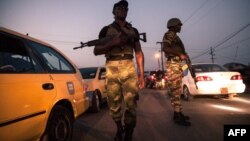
[183,86,193,101]
[91,90,100,113]
[41,105,73,141]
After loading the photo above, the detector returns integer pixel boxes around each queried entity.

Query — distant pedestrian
[93,0,145,140]
[162,18,191,126]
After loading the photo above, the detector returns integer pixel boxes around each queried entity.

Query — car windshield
[192,64,227,73]
[79,68,97,79]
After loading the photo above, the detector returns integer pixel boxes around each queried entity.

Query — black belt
[167,56,180,61]
[106,54,133,61]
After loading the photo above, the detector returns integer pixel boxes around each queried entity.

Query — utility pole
[156,42,164,71]
[157,56,160,70]
[155,53,160,70]
[210,47,215,63]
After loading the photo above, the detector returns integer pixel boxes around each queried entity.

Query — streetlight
[156,42,164,71]
[155,53,160,70]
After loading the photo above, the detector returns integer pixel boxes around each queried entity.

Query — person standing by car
[93,1,145,141]
[162,18,191,126]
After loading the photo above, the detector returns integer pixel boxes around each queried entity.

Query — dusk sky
[1,0,250,71]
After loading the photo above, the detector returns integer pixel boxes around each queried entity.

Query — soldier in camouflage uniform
[94,1,145,141]
[162,18,191,126]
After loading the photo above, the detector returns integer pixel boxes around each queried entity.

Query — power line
[216,36,250,51]
[191,48,210,60]
[217,53,250,62]
[183,0,209,24]
[184,0,224,31]
[212,22,250,50]
[191,21,250,60]
[233,46,238,61]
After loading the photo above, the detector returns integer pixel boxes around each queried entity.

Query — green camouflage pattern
[163,28,186,113]
[163,30,186,57]
[105,59,139,126]
[166,60,184,112]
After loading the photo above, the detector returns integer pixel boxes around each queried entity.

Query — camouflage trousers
[166,61,184,112]
[105,59,139,127]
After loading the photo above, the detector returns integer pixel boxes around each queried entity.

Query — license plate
[220,88,228,94]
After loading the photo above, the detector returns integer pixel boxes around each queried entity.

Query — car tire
[183,86,193,101]
[41,105,73,141]
[91,90,100,113]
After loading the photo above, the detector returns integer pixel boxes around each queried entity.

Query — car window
[224,63,247,70]
[28,41,75,73]
[193,64,226,73]
[98,68,106,80]
[79,68,97,79]
[0,32,43,73]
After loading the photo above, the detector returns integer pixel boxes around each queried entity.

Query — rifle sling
[111,22,129,36]
[167,56,181,61]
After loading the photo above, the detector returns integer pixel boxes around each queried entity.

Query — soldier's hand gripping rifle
[73,33,147,50]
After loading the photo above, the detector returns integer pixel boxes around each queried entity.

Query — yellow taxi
[0,27,89,141]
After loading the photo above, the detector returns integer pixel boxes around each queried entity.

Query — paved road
[73,88,250,141]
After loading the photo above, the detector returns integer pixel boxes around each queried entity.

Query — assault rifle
[182,56,197,88]
[186,57,196,79]
[73,33,147,50]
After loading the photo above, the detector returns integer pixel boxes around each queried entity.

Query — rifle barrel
[73,32,147,50]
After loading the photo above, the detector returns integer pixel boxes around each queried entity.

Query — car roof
[192,63,221,65]
[1,27,52,47]
[1,27,78,69]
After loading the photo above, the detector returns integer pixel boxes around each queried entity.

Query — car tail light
[150,75,154,79]
[230,75,242,80]
[196,76,213,81]
[164,75,168,80]
[151,75,156,80]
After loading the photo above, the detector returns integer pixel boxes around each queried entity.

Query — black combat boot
[173,111,190,120]
[124,124,134,141]
[173,112,191,126]
[180,112,190,120]
[114,121,124,141]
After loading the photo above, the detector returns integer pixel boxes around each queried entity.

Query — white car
[182,63,246,100]
[79,67,107,112]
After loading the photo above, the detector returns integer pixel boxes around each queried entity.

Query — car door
[98,67,107,98]
[28,40,88,115]
[0,31,56,141]
[182,66,197,94]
